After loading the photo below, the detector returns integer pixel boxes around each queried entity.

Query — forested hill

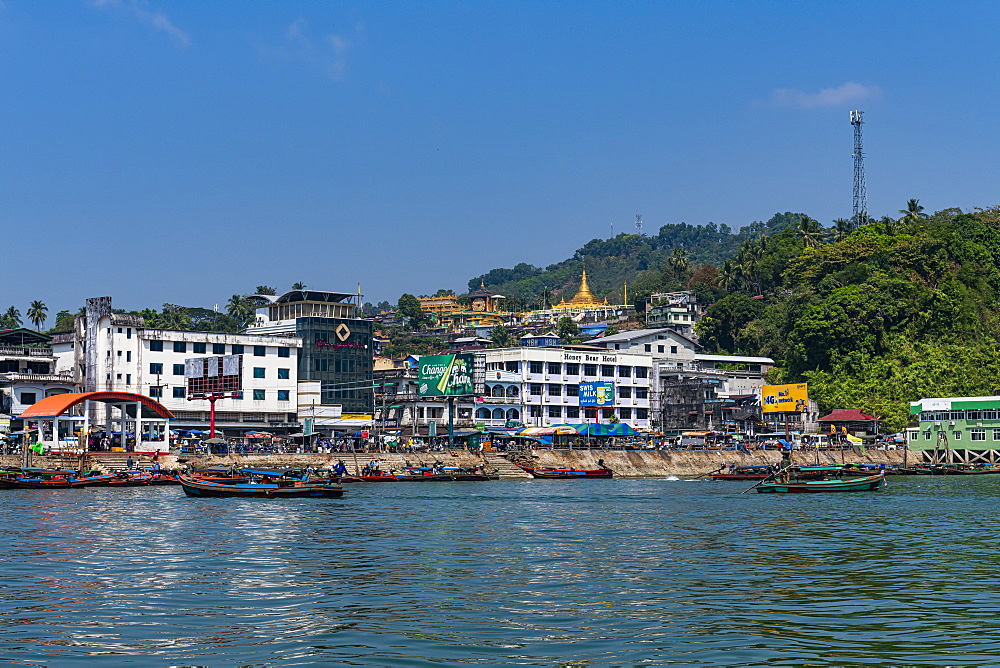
[695,205,1000,430]
[467,213,810,311]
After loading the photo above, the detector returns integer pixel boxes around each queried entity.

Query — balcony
[0,372,76,383]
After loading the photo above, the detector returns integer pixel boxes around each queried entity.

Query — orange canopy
[20,392,174,419]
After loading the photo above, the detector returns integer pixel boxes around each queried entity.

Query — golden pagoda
[552,269,610,310]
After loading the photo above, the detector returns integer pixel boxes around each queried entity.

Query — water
[1,476,998,666]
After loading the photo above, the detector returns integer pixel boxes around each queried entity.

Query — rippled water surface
[1,476,999,665]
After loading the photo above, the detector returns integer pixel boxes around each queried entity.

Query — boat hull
[179,475,344,498]
[517,465,614,479]
[757,473,886,493]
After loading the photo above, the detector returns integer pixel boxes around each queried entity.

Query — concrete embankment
[2,448,912,478]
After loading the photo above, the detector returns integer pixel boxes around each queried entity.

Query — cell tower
[635,214,643,236]
[851,110,867,227]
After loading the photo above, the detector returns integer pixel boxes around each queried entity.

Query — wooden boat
[178,475,345,498]
[6,472,119,489]
[516,464,614,479]
[712,465,776,481]
[756,473,886,493]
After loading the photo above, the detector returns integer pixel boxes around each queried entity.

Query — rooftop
[818,408,877,422]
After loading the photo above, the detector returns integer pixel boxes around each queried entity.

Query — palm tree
[718,259,738,291]
[487,325,515,348]
[898,198,929,229]
[796,216,825,248]
[291,282,307,290]
[226,295,255,326]
[254,285,276,296]
[832,218,854,242]
[667,248,690,280]
[4,306,21,327]
[27,301,47,330]
[880,215,898,236]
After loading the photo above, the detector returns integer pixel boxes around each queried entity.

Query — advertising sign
[579,382,615,407]
[418,354,476,397]
[761,383,809,413]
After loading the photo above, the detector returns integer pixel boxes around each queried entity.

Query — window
[618,366,631,377]
[547,362,561,375]
[213,343,226,355]
[173,341,186,353]
[193,342,206,354]
[953,430,962,440]
[20,392,36,405]
[277,390,290,401]
[548,384,561,396]
[125,374,131,385]
[254,346,266,357]
[601,365,614,377]
[173,364,184,375]
[505,361,519,372]
[529,405,542,418]
[636,387,648,399]
[173,387,186,398]
[253,367,266,379]
[670,346,677,354]
[117,351,122,357]
[657,345,664,353]
[614,344,620,350]
[619,386,632,399]
[529,383,542,395]
[566,406,580,419]
[619,407,632,419]
[529,361,543,374]
[634,367,648,379]
[644,344,651,352]
[149,386,162,398]
[232,344,244,355]
[126,351,131,362]
[994,429,1000,441]
[253,389,266,401]
[637,408,648,420]
[149,363,163,375]
[584,364,597,376]
[565,363,580,375]
[971,429,986,441]
[278,347,290,358]
[126,328,132,339]
[548,405,562,418]
[926,431,933,440]
[278,368,290,380]
[149,340,163,352]
[566,384,579,397]
[117,327,122,334]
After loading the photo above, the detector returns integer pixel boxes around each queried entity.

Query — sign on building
[417,354,476,397]
[579,382,615,407]
[761,383,809,413]
[185,355,243,398]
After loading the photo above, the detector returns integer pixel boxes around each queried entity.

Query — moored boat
[6,472,119,489]
[516,464,613,479]
[178,474,345,498]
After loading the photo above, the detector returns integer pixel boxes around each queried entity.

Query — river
[0,476,996,666]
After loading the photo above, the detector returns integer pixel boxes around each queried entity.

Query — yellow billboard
[761,383,809,413]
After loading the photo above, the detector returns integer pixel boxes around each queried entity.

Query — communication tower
[635,214,643,236]
[851,110,867,226]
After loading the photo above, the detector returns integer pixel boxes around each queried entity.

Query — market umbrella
[204,438,227,444]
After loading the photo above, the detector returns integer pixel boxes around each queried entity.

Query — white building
[0,328,77,429]
[480,345,653,430]
[53,297,302,434]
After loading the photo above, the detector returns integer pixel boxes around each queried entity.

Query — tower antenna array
[850,110,866,227]
[635,214,643,236]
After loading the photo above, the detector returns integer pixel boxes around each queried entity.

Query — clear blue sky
[3,1,998,320]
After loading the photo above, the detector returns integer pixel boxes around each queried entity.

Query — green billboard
[418,354,476,397]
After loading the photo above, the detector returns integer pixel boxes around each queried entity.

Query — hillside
[696,205,1000,429]
[467,213,811,310]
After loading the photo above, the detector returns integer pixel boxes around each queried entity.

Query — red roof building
[818,408,879,435]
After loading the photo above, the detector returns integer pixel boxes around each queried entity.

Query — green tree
[396,294,426,327]
[487,325,515,348]
[898,198,929,230]
[50,310,74,334]
[255,285,276,295]
[3,306,21,328]
[291,282,307,290]
[556,316,580,342]
[27,301,47,330]
[226,295,256,327]
[696,294,765,353]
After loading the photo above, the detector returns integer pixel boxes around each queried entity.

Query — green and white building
[908,396,1000,451]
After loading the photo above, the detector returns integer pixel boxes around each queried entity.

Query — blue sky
[2,1,998,319]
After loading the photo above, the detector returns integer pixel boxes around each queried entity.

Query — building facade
[907,396,1000,451]
[480,346,653,430]
[0,328,77,433]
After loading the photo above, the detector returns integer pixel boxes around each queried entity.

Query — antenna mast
[851,110,866,227]
[635,214,643,236]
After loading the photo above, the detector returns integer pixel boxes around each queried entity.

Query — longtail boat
[712,465,776,481]
[178,475,345,498]
[516,464,613,479]
[756,473,886,493]
[6,472,119,489]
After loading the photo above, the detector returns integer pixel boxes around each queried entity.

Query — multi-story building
[645,291,704,337]
[480,345,653,430]
[247,289,374,434]
[0,328,78,433]
[907,395,1000,451]
[373,364,475,438]
[476,369,524,428]
[53,297,302,435]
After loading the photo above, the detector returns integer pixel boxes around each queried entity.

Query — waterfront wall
[1,448,912,478]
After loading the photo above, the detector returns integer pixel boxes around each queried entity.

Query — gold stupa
[552,269,610,310]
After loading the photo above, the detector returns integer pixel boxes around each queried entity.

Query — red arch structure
[20,392,174,419]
